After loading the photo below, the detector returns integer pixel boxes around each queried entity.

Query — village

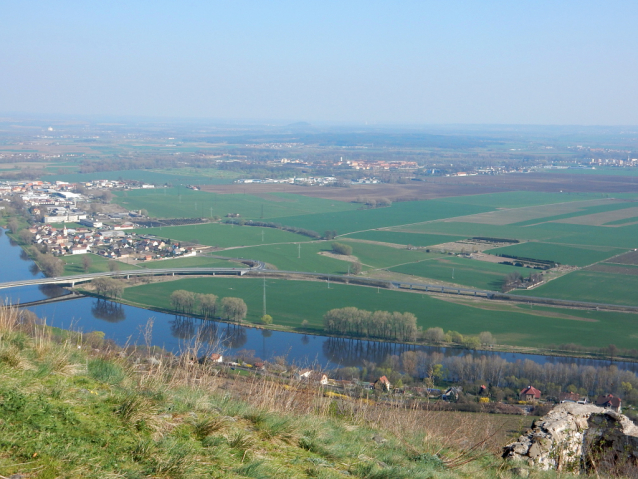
[190,351,625,416]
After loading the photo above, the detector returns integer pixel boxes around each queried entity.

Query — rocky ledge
[503,402,638,473]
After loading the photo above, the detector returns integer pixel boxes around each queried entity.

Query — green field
[61,254,132,276]
[280,199,495,235]
[115,188,357,220]
[344,230,465,246]
[517,269,638,307]
[233,242,350,274]
[489,242,626,266]
[389,256,526,291]
[340,241,433,269]
[135,223,313,247]
[121,277,638,349]
[137,256,244,269]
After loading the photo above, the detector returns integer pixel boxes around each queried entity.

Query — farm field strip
[120,276,638,349]
[447,199,626,226]
[553,205,638,226]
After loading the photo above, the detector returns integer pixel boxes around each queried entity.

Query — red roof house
[519,385,541,402]
[595,394,622,413]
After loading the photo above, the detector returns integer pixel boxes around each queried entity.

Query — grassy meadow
[61,254,132,276]
[121,277,638,349]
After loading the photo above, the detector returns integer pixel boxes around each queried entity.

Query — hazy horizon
[2,1,637,125]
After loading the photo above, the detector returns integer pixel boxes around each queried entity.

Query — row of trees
[222,218,321,239]
[353,197,392,208]
[169,290,247,323]
[27,246,64,277]
[92,277,125,299]
[323,307,418,342]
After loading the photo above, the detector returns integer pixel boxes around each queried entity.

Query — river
[1,229,636,373]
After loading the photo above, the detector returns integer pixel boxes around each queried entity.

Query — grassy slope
[0,306,537,479]
[134,223,313,247]
[0,335,501,478]
[115,188,357,220]
[121,277,638,349]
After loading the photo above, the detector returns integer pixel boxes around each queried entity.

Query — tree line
[223,218,321,239]
[323,307,418,342]
[169,290,247,323]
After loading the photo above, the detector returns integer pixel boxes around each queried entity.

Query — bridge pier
[172,272,174,276]
[127,274,130,279]
[425,286,428,291]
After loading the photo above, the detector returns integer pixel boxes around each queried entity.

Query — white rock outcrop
[503,402,638,473]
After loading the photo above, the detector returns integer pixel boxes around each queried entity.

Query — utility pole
[452,268,455,280]
[298,243,301,259]
[261,204,264,219]
[263,276,267,317]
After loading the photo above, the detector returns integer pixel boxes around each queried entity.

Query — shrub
[331,242,353,256]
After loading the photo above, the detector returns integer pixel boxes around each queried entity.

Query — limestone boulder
[503,402,638,473]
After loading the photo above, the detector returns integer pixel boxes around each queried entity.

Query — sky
[1,1,637,125]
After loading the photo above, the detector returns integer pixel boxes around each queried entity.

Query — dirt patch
[448,199,617,226]
[586,263,638,276]
[318,251,359,263]
[607,250,638,265]
[552,205,638,226]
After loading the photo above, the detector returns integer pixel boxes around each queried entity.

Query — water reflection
[38,284,67,298]
[170,316,197,340]
[323,337,417,367]
[20,249,30,261]
[222,323,247,349]
[29,264,41,276]
[91,300,126,323]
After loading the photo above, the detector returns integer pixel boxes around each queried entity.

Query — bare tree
[82,254,93,273]
[221,297,248,323]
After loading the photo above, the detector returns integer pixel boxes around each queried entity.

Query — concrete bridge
[0,265,261,291]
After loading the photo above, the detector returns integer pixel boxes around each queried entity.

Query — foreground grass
[0,305,559,479]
